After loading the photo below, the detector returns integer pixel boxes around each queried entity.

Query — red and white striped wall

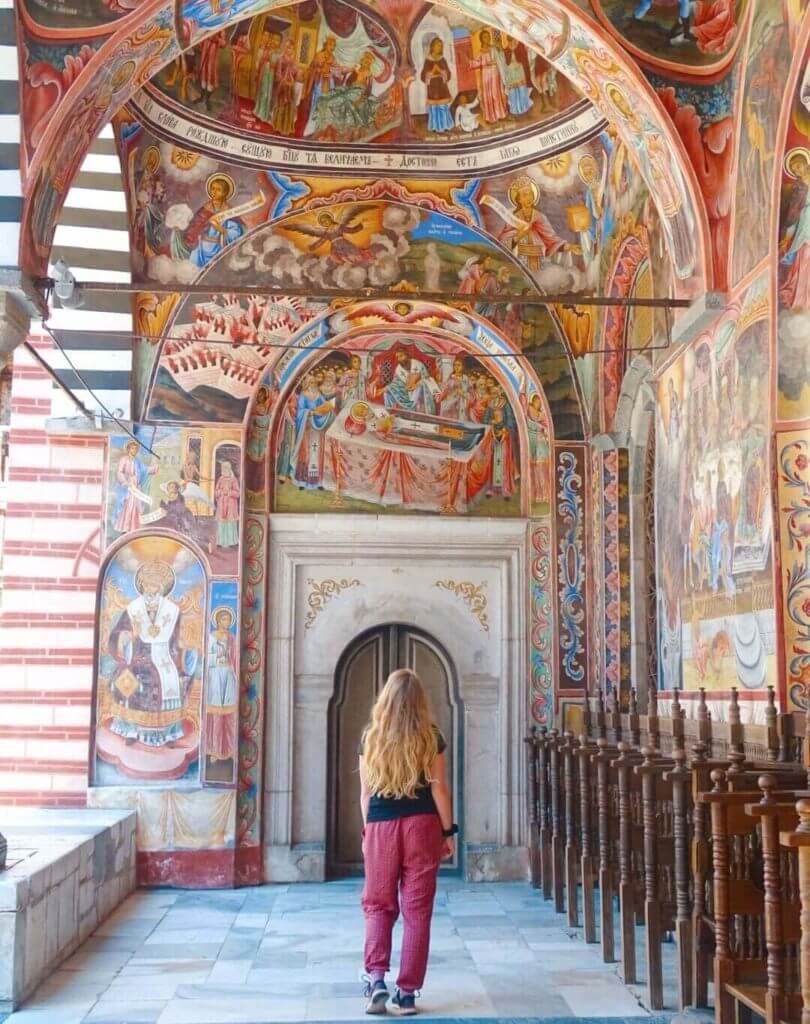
[0,330,106,807]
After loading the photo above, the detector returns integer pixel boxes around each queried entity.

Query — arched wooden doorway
[327,624,462,878]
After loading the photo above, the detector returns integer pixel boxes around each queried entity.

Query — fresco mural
[94,537,206,786]
[655,282,775,696]
[106,427,243,576]
[730,0,789,285]
[589,0,746,73]
[777,37,810,422]
[19,0,146,31]
[777,432,810,712]
[272,331,543,516]
[652,75,735,291]
[151,0,582,148]
[204,579,239,784]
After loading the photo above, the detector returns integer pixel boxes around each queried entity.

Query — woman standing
[359,669,456,1016]
[214,459,240,549]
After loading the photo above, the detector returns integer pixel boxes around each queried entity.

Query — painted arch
[18,0,709,292]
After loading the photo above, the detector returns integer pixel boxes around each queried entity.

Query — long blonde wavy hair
[361,669,439,799]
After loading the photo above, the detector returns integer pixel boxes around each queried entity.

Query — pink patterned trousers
[361,814,443,992]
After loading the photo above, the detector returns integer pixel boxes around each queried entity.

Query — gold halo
[211,606,235,629]
[508,175,539,207]
[605,82,632,120]
[142,146,160,173]
[207,173,236,201]
[578,154,598,184]
[134,560,176,597]
[784,147,810,178]
[111,59,136,92]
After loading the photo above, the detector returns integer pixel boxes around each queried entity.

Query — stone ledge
[0,807,136,1011]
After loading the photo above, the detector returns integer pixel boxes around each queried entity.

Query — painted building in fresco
[0,0,806,886]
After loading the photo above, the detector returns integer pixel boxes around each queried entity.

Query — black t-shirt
[359,727,447,822]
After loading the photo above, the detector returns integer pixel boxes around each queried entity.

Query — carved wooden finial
[758,774,776,805]
[710,768,727,792]
[691,738,708,762]
[796,798,810,834]
[671,688,683,719]
[618,740,631,757]
[672,745,687,773]
[728,749,746,775]
[578,733,589,749]
[641,745,655,766]
[729,687,741,725]
[697,687,710,721]
[598,687,606,714]
[596,736,608,752]
[538,725,548,738]
[765,686,776,725]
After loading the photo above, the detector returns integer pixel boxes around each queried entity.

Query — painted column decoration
[603,448,632,703]
[554,445,588,694]
[589,447,605,696]
[530,521,554,726]
[777,433,810,711]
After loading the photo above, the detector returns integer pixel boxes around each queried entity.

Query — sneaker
[390,989,418,1016]
[362,975,389,1015]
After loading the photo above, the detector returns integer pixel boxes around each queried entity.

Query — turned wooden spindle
[549,728,565,913]
[597,687,607,741]
[617,740,637,984]
[648,694,661,752]
[789,799,810,1024]
[667,746,693,1008]
[671,687,685,754]
[593,737,616,963]
[804,690,810,788]
[525,725,540,888]
[577,734,597,943]
[637,745,664,1008]
[609,688,622,745]
[755,774,788,1024]
[765,686,778,763]
[563,731,579,927]
[629,688,641,747]
[537,726,551,900]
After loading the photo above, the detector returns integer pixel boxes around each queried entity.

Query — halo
[206,173,236,200]
[211,606,235,629]
[577,154,598,184]
[142,146,160,173]
[160,479,183,495]
[784,147,810,178]
[508,176,539,207]
[134,560,176,598]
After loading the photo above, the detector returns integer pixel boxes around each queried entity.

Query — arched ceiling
[16,0,710,294]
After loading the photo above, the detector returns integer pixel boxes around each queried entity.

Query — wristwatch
[442,824,459,837]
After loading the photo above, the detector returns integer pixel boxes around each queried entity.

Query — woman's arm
[429,751,455,860]
[359,756,371,827]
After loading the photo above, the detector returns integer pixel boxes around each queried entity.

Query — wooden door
[327,624,461,878]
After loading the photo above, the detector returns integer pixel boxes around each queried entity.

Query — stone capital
[0,273,45,356]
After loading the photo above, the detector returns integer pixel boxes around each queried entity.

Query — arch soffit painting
[19,0,710,294]
[142,200,585,438]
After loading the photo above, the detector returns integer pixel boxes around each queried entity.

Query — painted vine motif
[530,521,554,725]
[555,446,586,689]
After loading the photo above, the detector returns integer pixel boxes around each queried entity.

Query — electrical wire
[41,320,160,459]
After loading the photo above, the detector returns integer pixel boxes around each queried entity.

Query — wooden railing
[525,687,810,1021]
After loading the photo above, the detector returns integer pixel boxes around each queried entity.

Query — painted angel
[284,206,376,263]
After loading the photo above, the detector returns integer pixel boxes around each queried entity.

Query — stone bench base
[0,807,137,1011]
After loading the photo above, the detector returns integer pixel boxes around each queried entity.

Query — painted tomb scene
[107,427,242,576]
[655,303,775,694]
[274,333,546,516]
[94,538,206,785]
[154,0,581,147]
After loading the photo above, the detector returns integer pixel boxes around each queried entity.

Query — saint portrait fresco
[203,579,239,784]
[94,537,206,785]
[106,428,243,576]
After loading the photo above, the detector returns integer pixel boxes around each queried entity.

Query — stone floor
[0,880,693,1024]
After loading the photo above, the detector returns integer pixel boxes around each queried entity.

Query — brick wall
[0,333,105,807]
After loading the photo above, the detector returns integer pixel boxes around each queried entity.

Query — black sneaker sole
[389,1004,417,1017]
